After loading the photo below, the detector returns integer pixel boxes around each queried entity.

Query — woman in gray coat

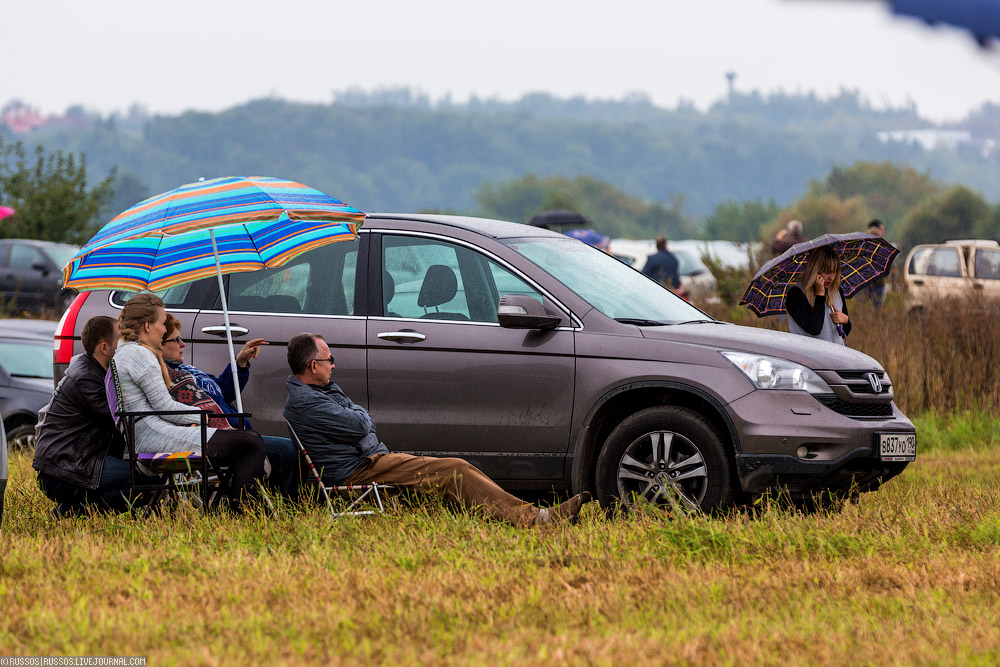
[114,293,266,509]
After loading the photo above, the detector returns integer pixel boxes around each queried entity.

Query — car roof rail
[941,239,1000,246]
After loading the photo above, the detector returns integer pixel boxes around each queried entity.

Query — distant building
[0,102,51,134]
[876,128,973,151]
[0,102,94,135]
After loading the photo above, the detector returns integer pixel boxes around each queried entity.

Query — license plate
[878,432,916,461]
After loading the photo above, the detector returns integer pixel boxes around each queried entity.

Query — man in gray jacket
[283,333,589,526]
[33,316,152,515]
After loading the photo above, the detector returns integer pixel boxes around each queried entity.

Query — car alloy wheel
[617,429,708,510]
[596,406,734,514]
[6,423,36,451]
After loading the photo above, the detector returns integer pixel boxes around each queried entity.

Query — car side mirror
[31,262,49,275]
[497,295,562,330]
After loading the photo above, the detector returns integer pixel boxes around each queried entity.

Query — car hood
[641,322,883,371]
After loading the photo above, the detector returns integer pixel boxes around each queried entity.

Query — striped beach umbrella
[63,176,365,411]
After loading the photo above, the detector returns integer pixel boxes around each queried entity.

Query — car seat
[261,294,301,313]
[383,271,401,318]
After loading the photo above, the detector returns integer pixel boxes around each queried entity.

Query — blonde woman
[113,293,266,508]
[785,246,852,345]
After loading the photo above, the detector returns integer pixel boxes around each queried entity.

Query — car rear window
[0,340,53,378]
[975,249,1000,280]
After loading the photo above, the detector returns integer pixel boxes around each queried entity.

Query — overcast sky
[3,0,998,123]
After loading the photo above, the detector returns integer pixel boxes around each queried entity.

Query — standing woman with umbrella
[785,246,852,345]
[114,293,267,510]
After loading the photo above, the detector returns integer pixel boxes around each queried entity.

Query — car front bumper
[725,389,915,495]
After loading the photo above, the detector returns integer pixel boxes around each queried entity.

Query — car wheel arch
[570,381,742,494]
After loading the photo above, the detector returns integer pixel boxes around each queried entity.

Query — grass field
[2,413,1000,665]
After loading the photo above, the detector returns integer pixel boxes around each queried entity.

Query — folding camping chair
[286,420,390,518]
[106,358,248,513]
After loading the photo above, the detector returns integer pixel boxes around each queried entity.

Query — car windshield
[507,237,710,323]
[40,244,79,272]
[0,340,54,378]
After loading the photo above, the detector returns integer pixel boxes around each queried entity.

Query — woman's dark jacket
[32,353,124,489]
[785,285,853,337]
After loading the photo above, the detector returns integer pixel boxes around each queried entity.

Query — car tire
[596,406,734,514]
[6,422,36,452]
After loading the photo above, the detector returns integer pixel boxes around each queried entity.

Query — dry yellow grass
[3,426,1000,665]
[701,277,1000,416]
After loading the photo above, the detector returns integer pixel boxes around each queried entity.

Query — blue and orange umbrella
[63,176,364,410]
[64,176,363,291]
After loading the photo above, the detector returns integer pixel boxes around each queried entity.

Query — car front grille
[815,395,894,419]
[834,370,891,395]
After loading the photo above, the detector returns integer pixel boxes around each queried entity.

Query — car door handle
[202,325,250,337]
[377,331,426,343]
[911,279,924,285]
[974,283,984,289]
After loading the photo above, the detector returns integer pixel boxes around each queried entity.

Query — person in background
[160,314,298,498]
[771,219,806,256]
[284,333,591,526]
[785,246,852,346]
[33,316,154,516]
[863,219,887,309]
[113,293,267,511]
[642,234,683,293]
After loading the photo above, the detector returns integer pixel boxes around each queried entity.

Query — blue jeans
[261,436,299,498]
[38,457,157,515]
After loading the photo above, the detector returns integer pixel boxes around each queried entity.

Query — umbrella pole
[209,229,244,413]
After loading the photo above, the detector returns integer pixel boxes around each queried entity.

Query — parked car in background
[0,319,57,449]
[0,239,79,315]
[610,239,719,302]
[903,240,1000,312]
[54,214,913,512]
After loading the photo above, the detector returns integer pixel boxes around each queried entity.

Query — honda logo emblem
[866,372,883,393]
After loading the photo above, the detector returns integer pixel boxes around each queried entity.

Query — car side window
[228,239,359,315]
[9,244,46,270]
[974,249,1000,280]
[382,235,542,322]
[488,262,543,305]
[910,248,961,277]
[112,279,210,308]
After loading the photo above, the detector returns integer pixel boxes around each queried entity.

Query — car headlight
[720,351,832,394]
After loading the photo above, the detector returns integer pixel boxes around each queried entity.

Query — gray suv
[54,214,915,511]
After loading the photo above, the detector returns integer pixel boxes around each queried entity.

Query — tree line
[2,90,1000,252]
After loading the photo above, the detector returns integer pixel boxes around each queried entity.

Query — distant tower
[725,71,737,98]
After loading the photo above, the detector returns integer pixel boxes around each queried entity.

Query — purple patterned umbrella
[740,232,899,317]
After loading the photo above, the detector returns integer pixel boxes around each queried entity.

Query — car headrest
[383,271,395,305]
[417,265,458,308]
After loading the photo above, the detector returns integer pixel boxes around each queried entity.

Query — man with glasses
[283,333,591,526]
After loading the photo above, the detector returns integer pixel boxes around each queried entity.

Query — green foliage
[0,136,115,244]
[475,174,698,239]
[704,198,781,242]
[24,91,1000,221]
[897,185,991,248]
[812,162,940,235]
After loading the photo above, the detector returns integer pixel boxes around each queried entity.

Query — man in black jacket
[33,316,151,515]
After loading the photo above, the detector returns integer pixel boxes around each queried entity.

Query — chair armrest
[116,408,208,418]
